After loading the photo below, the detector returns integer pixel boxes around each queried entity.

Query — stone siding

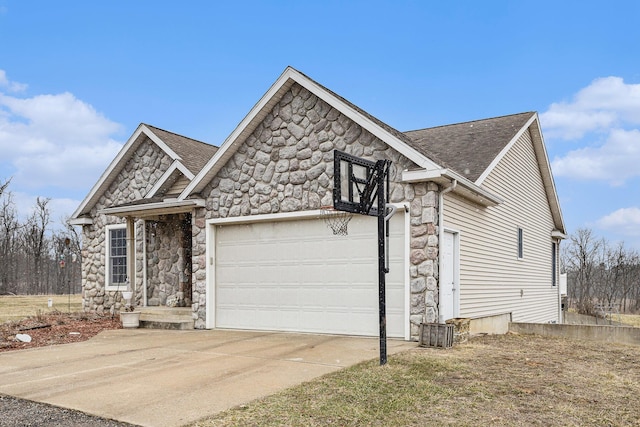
[191,83,441,338]
[145,214,192,307]
[81,138,173,313]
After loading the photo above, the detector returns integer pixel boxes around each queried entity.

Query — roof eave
[71,124,185,219]
[67,217,93,226]
[98,199,205,218]
[529,115,566,234]
[402,168,503,207]
[552,230,568,240]
[181,66,440,199]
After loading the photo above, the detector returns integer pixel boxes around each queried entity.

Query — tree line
[563,227,640,315]
[0,179,82,295]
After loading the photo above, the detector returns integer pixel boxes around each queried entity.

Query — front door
[439,230,459,322]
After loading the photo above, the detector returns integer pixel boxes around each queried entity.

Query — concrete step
[137,307,194,330]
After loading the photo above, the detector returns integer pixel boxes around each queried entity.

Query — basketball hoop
[320,206,353,236]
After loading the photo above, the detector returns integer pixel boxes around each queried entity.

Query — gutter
[402,168,503,207]
[98,199,206,217]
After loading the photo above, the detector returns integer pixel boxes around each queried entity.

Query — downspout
[556,238,562,324]
[438,179,457,324]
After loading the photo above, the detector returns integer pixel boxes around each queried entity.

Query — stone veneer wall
[81,138,173,313]
[145,214,192,307]
[191,83,441,339]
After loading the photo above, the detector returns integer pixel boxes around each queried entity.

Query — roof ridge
[143,123,216,147]
[405,111,535,133]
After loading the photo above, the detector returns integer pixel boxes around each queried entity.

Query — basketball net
[320,206,353,236]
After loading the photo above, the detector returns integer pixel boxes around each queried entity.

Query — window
[552,242,557,286]
[106,225,127,289]
[517,227,524,259]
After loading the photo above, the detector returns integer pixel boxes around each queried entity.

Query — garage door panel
[213,214,405,338]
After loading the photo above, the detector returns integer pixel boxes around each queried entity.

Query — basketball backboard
[333,150,390,217]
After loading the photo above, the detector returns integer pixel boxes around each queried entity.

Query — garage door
[212,212,406,338]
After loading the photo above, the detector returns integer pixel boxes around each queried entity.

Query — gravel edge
[0,394,140,427]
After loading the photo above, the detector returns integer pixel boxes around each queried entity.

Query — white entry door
[211,213,406,338]
[439,230,459,322]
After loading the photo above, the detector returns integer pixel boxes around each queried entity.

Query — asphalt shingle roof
[144,124,219,175]
[403,112,535,182]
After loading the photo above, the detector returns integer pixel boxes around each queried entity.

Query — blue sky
[1,1,639,249]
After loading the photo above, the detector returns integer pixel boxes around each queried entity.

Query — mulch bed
[0,311,122,353]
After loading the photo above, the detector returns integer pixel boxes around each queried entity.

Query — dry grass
[619,313,640,328]
[189,333,640,427]
[0,295,83,323]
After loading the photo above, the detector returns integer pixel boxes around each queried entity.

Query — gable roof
[69,124,217,222]
[70,67,564,235]
[180,66,442,197]
[404,112,535,182]
[403,112,565,233]
[144,125,218,175]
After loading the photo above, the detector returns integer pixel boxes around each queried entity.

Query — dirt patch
[0,311,122,352]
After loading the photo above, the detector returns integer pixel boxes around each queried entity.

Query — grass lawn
[0,294,83,323]
[189,333,640,427]
[619,313,640,328]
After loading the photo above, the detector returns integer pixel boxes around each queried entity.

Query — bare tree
[0,181,20,294]
[0,179,9,198]
[21,197,51,294]
[50,223,82,295]
[564,227,640,314]
[564,228,603,314]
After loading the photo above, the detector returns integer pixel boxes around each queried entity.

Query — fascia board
[444,169,503,206]
[146,161,195,199]
[182,66,440,199]
[71,124,146,219]
[402,168,448,183]
[67,217,93,225]
[98,199,205,217]
[552,230,568,240]
[473,113,565,232]
[71,124,185,218]
[475,113,536,186]
[142,125,182,161]
[529,115,566,233]
[402,168,502,206]
[180,68,297,198]
[289,69,439,171]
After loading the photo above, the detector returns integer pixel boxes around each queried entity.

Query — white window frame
[105,224,128,290]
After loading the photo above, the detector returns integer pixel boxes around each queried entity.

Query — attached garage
[207,210,407,338]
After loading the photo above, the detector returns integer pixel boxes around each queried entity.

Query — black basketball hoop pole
[332,150,392,366]
[375,159,389,366]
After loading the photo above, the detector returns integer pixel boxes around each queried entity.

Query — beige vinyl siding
[166,175,190,197]
[443,129,558,323]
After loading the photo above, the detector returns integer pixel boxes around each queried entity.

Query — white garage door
[212,212,406,338]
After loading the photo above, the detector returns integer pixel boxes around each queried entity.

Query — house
[69,67,566,340]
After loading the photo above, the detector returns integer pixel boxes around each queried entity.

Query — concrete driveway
[0,329,415,427]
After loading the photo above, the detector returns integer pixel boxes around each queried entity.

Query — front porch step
[137,307,194,330]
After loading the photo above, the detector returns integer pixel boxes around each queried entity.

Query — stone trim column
[126,216,135,294]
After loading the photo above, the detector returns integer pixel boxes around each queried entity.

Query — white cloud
[0,89,124,191]
[551,128,640,185]
[0,71,124,223]
[542,76,640,186]
[541,76,640,140]
[0,70,27,93]
[597,207,640,237]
